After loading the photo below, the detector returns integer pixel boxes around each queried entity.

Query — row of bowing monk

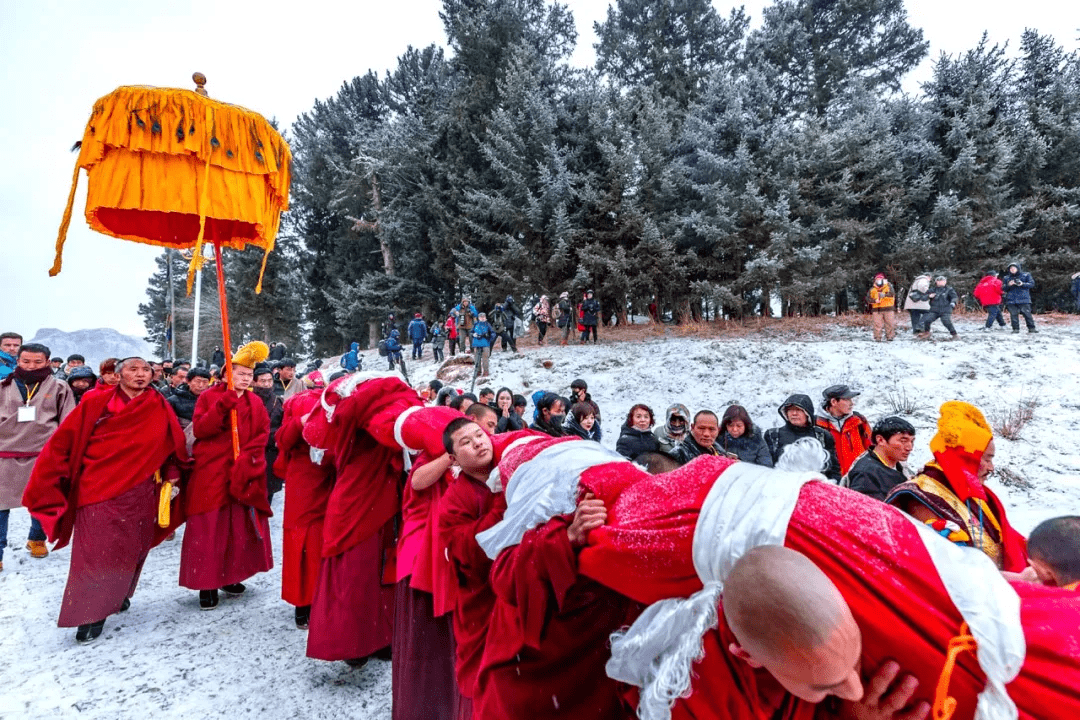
[21,358,1080,719]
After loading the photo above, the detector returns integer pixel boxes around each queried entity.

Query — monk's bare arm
[412,453,451,491]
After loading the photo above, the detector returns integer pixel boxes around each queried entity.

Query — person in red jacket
[814,385,872,477]
[973,270,1006,330]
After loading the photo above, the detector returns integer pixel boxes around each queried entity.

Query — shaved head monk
[179,343,274,611]
[437,417,508,718]
[23,357,188,644]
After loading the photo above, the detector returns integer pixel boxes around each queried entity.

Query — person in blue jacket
[1002,262,1037,334]
[0,332,19,380]
[341,341,360,372]
[471,312,495,378]
[386,329,403,370]
[407,313,428,360]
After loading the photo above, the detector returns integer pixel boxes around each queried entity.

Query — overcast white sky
[1,0,1077,340]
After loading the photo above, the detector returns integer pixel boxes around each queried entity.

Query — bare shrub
[992,395,1038,441]
[995,467,1033,490]
[883,386,923,415]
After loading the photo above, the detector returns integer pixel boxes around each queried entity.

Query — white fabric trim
[475,441,630,560]
[908,518,1024,720]
[309,446,326,466]
[608,464,821,720]
[486,435,545,493]
[393,405,423,451]
[319,371,403,420]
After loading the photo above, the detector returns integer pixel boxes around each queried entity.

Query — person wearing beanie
[1002,262,1038,333]
[866,273,896,341]
[408,313,429,361]
[556,291,574,345]
[179,341,274,610]
[972,269,1006,330]
[66,365,98,404]
[915,276,959,340]
[886,401,1027,571]
[22,357,185,644]
[0,343,76,568]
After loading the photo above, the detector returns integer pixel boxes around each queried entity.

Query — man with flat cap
[815,385,871,477]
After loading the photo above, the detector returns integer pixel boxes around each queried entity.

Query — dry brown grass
[992,396,1039,441]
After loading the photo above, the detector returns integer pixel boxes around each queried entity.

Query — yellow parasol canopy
[52,73,291,292]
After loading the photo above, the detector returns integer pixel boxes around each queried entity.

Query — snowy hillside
[2,314,1078,719]
[28,328,153,369]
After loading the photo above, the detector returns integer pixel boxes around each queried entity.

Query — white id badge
[17,406,37,423]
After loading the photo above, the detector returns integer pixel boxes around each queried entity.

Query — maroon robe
[437,473,507,702]
[179,383,273,591]
[23,386,188,626]
[475,515,642,719]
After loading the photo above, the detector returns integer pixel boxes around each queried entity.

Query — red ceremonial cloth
[392,579,459,720]
[57,477,157,627]
[275,389,334,606]
[579,464,1080,720]
[475,515,643,720]
[662,613,815,720]
[307,518,396,662]
[321,377,422,559]
[186,383,272,517]
[23,385,188,550]
[437,472,507,699]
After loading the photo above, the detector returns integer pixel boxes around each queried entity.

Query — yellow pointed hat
[232,341,269,369]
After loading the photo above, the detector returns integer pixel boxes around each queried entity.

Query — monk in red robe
[437,417,513,717]
[23,357,188,644]
[179,342,273,610]
[305,376,423,666]
[273,386,333,629]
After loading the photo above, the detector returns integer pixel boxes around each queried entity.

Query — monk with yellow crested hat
[887,401,1028,571]
[179,341,275,610]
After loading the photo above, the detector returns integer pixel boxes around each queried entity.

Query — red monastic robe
[475,514,643,719]
[274,389,333,607]
[179,383,273,591]
[23,386,188,626]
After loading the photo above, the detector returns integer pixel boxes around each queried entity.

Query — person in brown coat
[0,342,75,569]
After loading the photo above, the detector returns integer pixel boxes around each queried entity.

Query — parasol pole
[191,260,202,367]
[213,240,241,460]
[167,249,177,359]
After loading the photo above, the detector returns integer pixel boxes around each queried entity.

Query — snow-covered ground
[2,314,1079,718]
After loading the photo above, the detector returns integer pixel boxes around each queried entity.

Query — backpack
[377,339,389,357]
[340,354,348,368]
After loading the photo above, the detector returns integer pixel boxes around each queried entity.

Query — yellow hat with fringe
[232,341,269,369]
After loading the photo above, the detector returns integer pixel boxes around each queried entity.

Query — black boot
[344,657,369,669]
[120,598,131,612]
[222,583,246,596]
[76,620,106,644]
[199,589,219,610]
[294,605,311,629]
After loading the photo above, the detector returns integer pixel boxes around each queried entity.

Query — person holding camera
[1002,262,1038,334]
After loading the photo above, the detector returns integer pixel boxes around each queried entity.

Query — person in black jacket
[616,404,660,459]
[268,342,287,361]
[580,290,600,344]
[564,402,601,441]
[844,417,916,501]
[166,367,210,425]
[916,276,959,340]
[718,405,773,467]
[530,393,568,437]
[763,394,840,481]
[494,387,524,433]
[252,366,285,504]
[671,410,725,465]
[211,346,226,368]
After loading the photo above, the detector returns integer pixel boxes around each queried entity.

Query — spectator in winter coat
[253,367,285,503]
[916,276,959,340]
[0,333,19,381]
[670,410,724,465]
[167,367,211,426]
[763,394,840,481]
[973,271,1006,330]
[569,379,602,439]
[503,295,522,347]
[718,405,773,467]
[494,388,522,433]
[382,313,399,340]
[211,346,226,368]
[445,311,459,356]
[386,329,403,370]
[268,342,287,362]
[1002,262,1038,333]
[615,404,660,460]
[471,313,495,378]
[530,393,568,437]
[844,416,914,502]
[66,366,97,404]
[532,295,551,345]
[653,403,690,454]
[431,325,445,363]
[579,290,600,344]
[564,402,600,441]
[555,291,573,344]
[902,275,931,334]
[814,385,872,477]
[407,313,428,360]
[453,298,478,351]
[341,342,361,372]
[491,304,517,353]
[866,273,896,342]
